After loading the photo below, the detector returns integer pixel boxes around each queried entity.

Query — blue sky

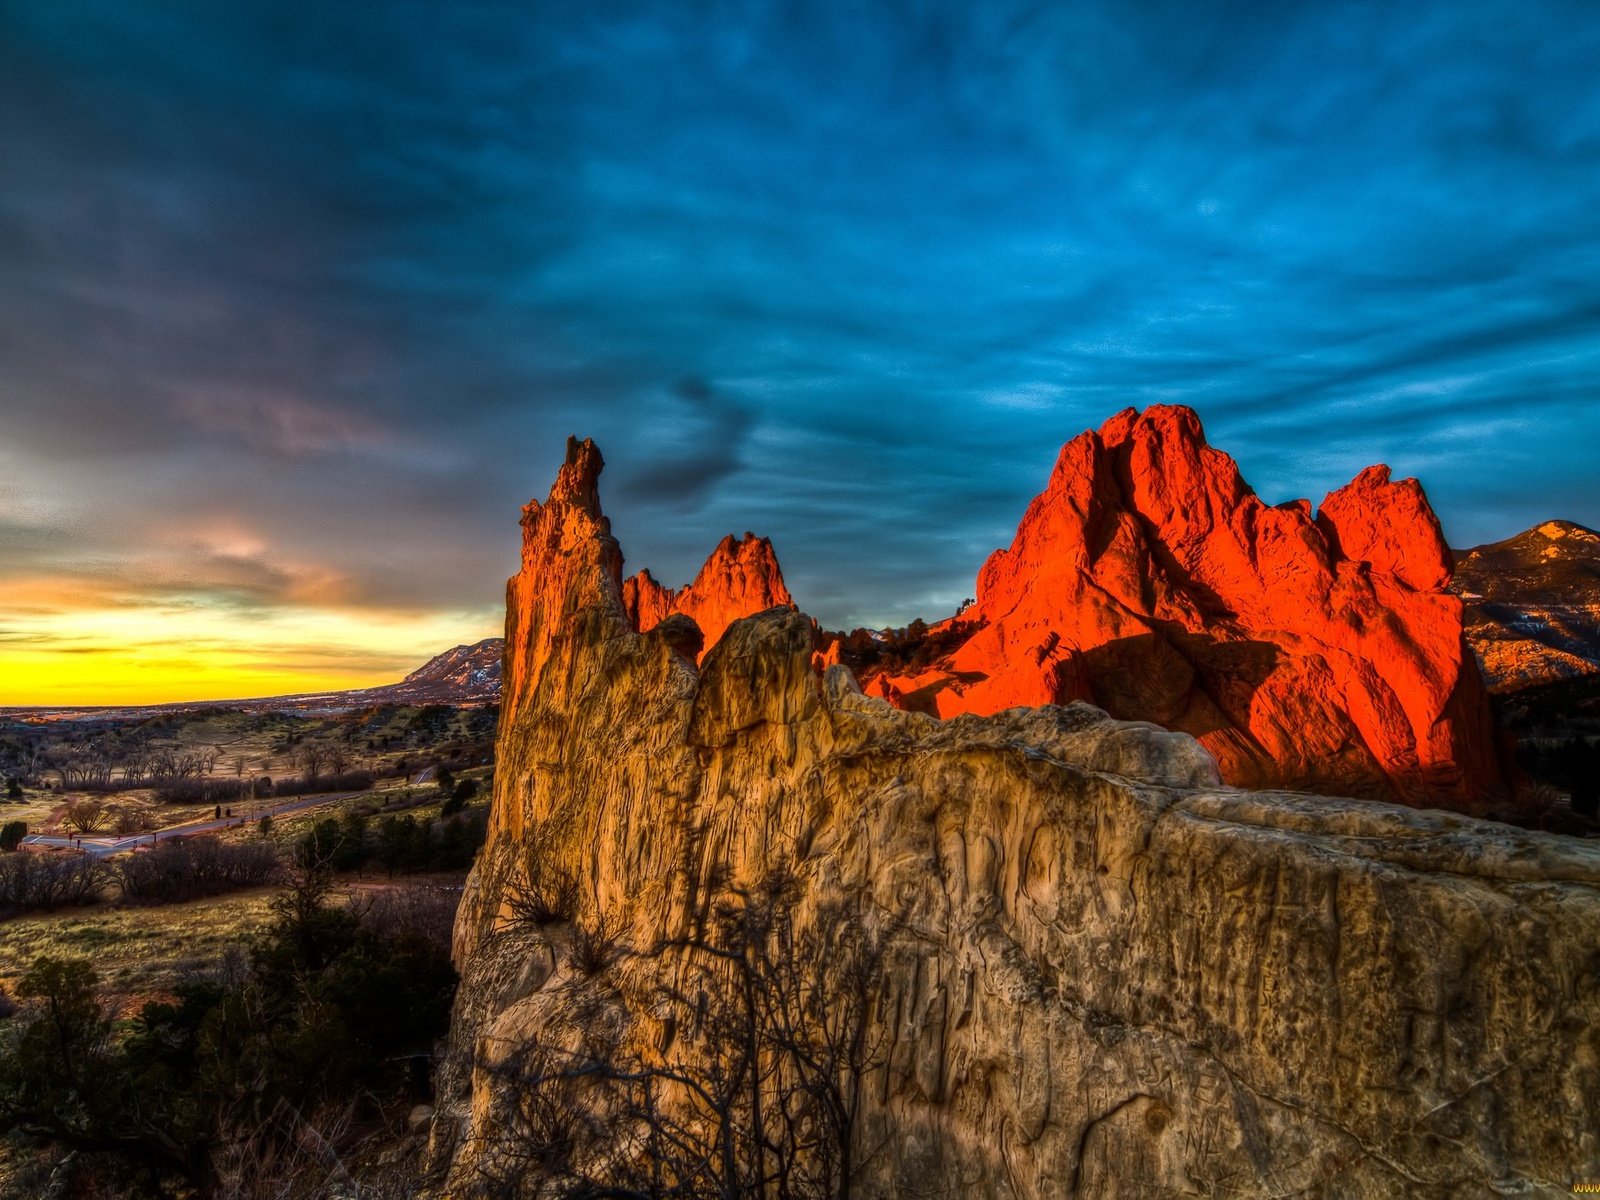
[2,0,1598,690]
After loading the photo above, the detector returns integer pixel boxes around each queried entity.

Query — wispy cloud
[1,0,1597,676]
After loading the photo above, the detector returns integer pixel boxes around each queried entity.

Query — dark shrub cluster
[350,883,461,955]
[0,820,26,852]
[0,852,108,912]
[266,770,374,798]
[374,807,487,875]
[294,804,489,877]
[0,871,458,1196]
[117,836,282,905]
[440,776,479,815]
[151,778,251,805]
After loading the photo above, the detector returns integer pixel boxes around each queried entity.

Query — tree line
[0,836,282,913]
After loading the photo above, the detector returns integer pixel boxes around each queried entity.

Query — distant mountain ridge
[391,638,502,701]
[1453,520,1600,693]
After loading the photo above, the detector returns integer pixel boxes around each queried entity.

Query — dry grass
[0,887,278,1014]
[0,777,489,1012]
[0,707,494,1020]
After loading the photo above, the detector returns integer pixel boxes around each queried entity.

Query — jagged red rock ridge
[512,409,1503,810]
[622,533,792,661]
[851,405,1504,808]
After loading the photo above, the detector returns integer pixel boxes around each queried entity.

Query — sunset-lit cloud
[3,1,1599,703]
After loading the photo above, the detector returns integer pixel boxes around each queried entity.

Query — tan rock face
[858,405,1505,811]
[431,441,1600,1198]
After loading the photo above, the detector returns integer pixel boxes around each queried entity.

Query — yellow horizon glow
[1,584,501,707]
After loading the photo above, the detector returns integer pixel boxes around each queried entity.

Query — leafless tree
[119,745,150,787]
[147,748,212,783]
[327,744,352,777]
[13,741,46,786]
[51,741,114,789]
[296,745,329,783]
[61,798,111,834]
[110,803,152,836]
[0,852,109,909]
[472,868,892,1199]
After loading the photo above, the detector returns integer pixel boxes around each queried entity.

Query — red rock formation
[621,533,793,660]
[866,406,1505,809]
[443,428,1598,1196]
[519,420,1502,810]
[504,439,795,725]
[502,437,625,726]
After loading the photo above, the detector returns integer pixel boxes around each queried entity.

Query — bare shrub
[481,867,894,1197]
[568,912,619,976]
[350,883,461,955]
[118,836,282,905]
[0,852,110,911]
[504,827,580,927]
[209,1095,362,1200]
[110,804,153,836]
[61,799,111,834]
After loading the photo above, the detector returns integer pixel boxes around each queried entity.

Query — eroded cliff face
[431,438,1600,1198]
[855,406,1504,811]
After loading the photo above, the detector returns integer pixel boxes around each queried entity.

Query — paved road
[20,790,371,857]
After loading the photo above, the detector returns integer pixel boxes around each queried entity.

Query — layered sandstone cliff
[852,406,1504,811]
[429,437,1600,1198]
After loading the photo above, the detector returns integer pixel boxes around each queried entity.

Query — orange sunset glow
[1,576,499,706]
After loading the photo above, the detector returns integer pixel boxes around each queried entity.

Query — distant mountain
[388,638,503,703]
[1453,521,1600,693]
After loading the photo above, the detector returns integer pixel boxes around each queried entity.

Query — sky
[2,0,1598,704]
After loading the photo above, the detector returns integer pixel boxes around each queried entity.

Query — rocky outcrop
[429,437,1600,1198]
[1453,520,1600,694]
[621,532,793,660]
[502,439,791,722]
[854,406,1504,811]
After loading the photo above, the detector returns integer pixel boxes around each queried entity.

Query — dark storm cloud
[2,0,1598,634]
[613,378,756,510]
